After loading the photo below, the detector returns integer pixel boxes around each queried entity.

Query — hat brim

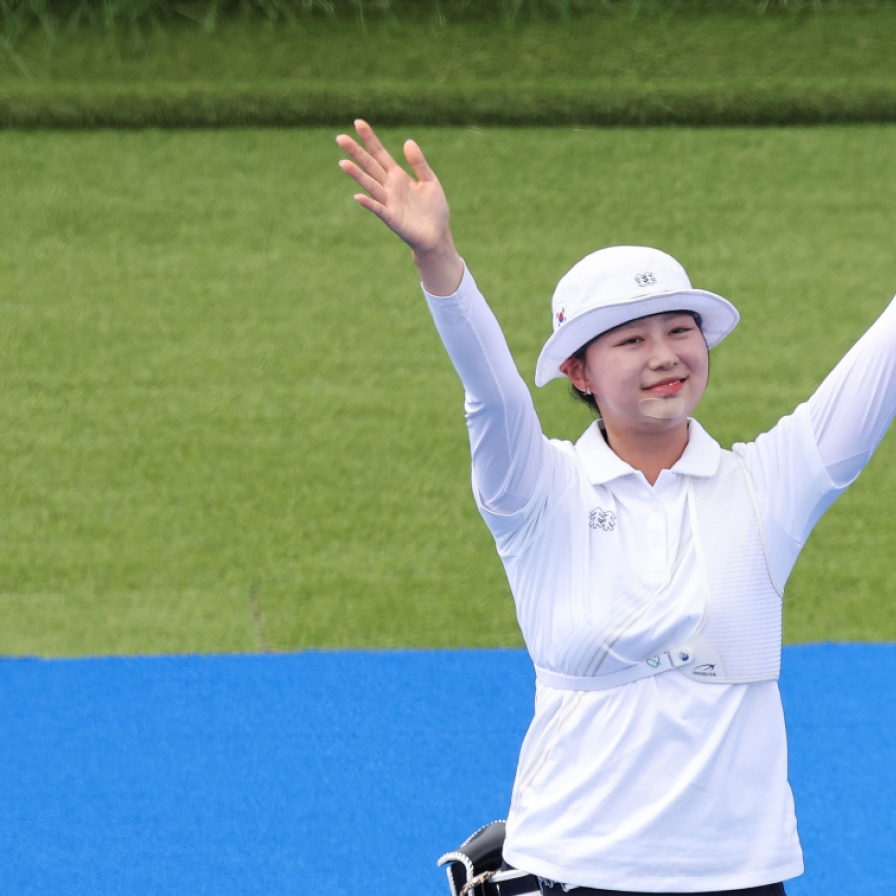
[534,288,740,387]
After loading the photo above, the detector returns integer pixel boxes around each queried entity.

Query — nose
[648,336,678,369]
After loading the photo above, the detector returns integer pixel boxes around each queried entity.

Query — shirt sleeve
[735,404,840,591]
[735,293,896,590]
[423,263,547,516]
[807,294,896,487]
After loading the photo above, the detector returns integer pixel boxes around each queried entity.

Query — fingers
[353,192,387,220]
[335,127,388,185]
[336,119,397,183]
[353,119,396,171]
[337,158,388,205]
[403,139,436,183]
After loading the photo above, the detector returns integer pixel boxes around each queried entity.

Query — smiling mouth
[644,377,686,396]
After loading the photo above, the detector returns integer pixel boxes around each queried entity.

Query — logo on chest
[589,507,617,532]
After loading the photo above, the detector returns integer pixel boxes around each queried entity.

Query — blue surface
[0,645,893,895]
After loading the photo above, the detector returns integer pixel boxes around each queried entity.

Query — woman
[336,121,896,895]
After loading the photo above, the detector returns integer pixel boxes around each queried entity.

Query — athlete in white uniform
[336,121,896,895]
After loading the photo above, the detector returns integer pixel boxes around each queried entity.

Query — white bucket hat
[534,246,740,387]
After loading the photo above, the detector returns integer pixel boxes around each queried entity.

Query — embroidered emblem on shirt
[589,508,617,532]
[634,272,657,287]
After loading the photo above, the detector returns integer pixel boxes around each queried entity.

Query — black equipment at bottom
[437,822,788,896]
[437,821,541,896]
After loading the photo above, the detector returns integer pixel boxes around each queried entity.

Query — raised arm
[807,294,896,486]
[336,122,548,517]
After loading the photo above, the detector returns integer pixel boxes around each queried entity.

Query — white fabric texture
[687,451,783,683]
[423,264,896,892]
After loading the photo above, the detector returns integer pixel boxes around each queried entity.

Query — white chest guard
[535,450,783,690]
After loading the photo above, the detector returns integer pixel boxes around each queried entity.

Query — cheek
[586,361,637,407]
[697,345,710,375]
[690,351,711,392]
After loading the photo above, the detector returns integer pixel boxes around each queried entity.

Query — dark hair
[567,310,704,416]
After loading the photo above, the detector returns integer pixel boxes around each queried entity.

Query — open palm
[336,120,450,255]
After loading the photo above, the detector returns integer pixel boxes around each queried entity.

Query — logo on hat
[634,272,657,287]
[556,309,566,325]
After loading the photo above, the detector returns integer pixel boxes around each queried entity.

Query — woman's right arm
[336,121,546,513]
[423,267,547,514]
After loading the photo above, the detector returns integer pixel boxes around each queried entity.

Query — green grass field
[2,125,895,656]
[5,6,895,87]
[3,4,896,126]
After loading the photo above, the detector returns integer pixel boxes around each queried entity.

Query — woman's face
[562,311,709,433]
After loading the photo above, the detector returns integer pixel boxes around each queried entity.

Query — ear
[559,355,588,392]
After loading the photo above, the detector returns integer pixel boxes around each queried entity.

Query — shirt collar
[575,418,721,485]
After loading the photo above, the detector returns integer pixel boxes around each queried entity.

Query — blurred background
[2,0,896,655]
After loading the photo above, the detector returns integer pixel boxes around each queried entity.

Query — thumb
[404,139,436,183]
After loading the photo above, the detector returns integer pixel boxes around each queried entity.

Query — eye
[616,334,643,346]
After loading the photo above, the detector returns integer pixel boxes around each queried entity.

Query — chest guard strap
[536,451,782,690]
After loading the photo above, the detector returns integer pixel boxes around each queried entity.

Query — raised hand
[336,120,464,296]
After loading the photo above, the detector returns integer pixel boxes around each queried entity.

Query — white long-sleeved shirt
[424,264,896,892]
